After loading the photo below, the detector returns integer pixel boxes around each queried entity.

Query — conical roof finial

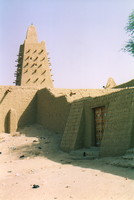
[25,25,38,43]
[105,77,116,89]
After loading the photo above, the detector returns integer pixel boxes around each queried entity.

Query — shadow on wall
[37,88,71,134]
[17,95,37,129]
[1,90,12,132]
[4,111,9,133]
[60,88,134,157]
[0,89,11,104]
[4,94,37,133]
[130,114,134,148]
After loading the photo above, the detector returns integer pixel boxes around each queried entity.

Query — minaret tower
[14,25,53,87]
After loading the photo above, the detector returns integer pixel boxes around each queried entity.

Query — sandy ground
[0,124,134,200]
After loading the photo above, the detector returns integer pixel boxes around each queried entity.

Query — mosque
[0,25,134,157]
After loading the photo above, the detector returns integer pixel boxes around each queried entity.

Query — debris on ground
[32,184,40,189]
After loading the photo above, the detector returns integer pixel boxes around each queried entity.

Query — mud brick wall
[0,86,37,132]
[100,89,134,156]
[37,88,71,134]
[83,88,134,156]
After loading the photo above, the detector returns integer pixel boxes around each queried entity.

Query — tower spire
[14,25,53,87]
[25,25,38,43]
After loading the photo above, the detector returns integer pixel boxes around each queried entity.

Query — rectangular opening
[94,106,106,146]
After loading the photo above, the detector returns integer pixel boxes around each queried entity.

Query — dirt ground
[0,124,134,200]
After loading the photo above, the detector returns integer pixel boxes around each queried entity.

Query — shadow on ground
[10,124,134,180]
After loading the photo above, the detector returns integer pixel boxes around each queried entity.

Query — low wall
[0,86,38,132]
[37,88,71,134]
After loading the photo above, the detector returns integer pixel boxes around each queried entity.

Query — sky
[0,0,134,89]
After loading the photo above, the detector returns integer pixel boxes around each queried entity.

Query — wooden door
[94,106,106,146]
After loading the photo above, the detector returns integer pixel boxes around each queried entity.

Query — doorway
[94,106,106,146]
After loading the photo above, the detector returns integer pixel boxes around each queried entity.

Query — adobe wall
[37,88,117,135]
[84,88,134,156]
[100,89,134,156]
[37,88,71,134]
[60,88,123,152]
[114,79,134,88]
[0,86,38,133]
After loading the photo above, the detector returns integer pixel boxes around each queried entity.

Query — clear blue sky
[0,0,134,88]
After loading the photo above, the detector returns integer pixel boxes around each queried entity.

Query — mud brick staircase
[60,101,83,152]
